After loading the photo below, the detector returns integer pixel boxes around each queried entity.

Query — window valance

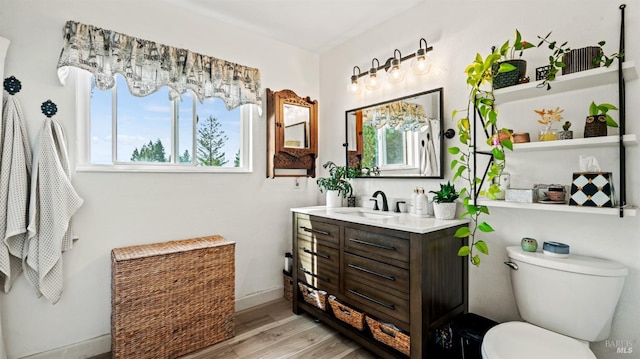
[56,20,262,111]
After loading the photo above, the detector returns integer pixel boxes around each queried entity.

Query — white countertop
[291,206,468,234]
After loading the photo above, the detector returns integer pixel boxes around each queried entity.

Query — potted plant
[584,102,618,137]
[429,182,459,220]
[451,31,519,266]
[492,29,535,89]
[560,121,573,140]
[316,161,353,208]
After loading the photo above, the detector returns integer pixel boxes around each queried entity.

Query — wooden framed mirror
[345,87,444,178]
[267,88,318,178]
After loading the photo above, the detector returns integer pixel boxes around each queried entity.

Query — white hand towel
[420,125,438,176]
[0,95,32,293]
[25,117,83,304]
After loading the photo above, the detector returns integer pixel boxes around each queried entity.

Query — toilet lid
[482,322,596,359]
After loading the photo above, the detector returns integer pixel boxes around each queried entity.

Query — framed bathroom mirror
[266,88,318,178]
[283,104,310,148]
[345,87,444,178]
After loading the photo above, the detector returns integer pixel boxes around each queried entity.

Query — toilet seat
[481,322,596,359]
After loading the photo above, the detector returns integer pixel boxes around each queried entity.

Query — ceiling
[162,0,427,54]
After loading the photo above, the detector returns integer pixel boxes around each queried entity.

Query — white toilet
[481,246,628,359]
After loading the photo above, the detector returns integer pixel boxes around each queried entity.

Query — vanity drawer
[297,238,339,270]
[344,227,409,268]
[298,266,338,293]
[296,215,339,249]
[297,239,339,293]
[343,252,409,298]
[343,277,410,330]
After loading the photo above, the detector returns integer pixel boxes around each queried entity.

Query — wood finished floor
[91,298,380,359]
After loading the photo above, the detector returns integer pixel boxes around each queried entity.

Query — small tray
[537,199,566,204]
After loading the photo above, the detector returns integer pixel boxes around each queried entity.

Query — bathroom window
[76,72,255,172]
[362,123,414,170]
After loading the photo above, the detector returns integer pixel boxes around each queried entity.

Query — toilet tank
[506,246,627,341]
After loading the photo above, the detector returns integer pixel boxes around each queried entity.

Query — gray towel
[24,117,83,304]
[0,95,31,293]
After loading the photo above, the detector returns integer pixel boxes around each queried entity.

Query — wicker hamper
[111,236,235,359]
[365,315,411,356]
[283,270,293,302]
[328,295,365,331]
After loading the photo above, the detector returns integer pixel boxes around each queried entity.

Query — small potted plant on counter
[429,181,459,220]
[584,101,618,138]
[560,121,573,140]
[316,161,353,208]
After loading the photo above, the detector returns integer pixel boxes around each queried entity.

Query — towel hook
[41,100,58,118]
[3,76,22,95]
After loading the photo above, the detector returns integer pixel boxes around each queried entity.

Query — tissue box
[569,172,615,207]
[505,188,536,203]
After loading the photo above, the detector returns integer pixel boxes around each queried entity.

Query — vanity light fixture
[386,49,405,83]
[347,66,362,95]
[347,37,433,95]
[364,58,383,91]
[411,38,432,76]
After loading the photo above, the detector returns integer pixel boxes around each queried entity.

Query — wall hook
[3,76,22,95]
[41,100,58,118]
[444,129,456,139]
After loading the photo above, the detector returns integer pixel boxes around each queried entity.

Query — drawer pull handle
[302,226,330,236]
[348,264,395,281]
[348,289,395,310]
[338,306,352,315]
[302,247,330,259]
[348,238,396,251]
[300,267,330,282]
[380,326,397,338]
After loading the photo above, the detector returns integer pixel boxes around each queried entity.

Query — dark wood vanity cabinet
[292,212,468,358]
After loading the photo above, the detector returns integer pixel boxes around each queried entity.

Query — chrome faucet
[372,190,389,211]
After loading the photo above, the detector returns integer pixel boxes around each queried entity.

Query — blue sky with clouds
[90,75,240,165]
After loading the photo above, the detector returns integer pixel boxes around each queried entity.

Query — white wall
[320,1,639,358]
[0,1,320,358]
[1,0,638,358]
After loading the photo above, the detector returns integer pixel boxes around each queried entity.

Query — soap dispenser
[414,188,428,217]
[410,187,419,215]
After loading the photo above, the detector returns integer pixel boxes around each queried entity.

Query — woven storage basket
[365,315,411,356]
[328,295,365,331]
[298,282,327,310]
[111,236,235,359]
[283,271,293,302]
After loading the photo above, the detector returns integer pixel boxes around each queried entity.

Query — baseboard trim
[19,334,110,359]
[19,287,286,359]
[235,286,284,312]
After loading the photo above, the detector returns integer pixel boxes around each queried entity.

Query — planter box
[562,46,602,75]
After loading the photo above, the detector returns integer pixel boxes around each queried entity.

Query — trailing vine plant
[450,31,526,267]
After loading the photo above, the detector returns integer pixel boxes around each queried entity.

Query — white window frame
[375,127,416,172]
[74,69,255,173]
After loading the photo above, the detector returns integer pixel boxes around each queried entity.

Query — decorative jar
[521,237,538,252]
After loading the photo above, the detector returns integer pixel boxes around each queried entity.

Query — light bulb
[365,68,383,90]
[347,75,362,95]
[387,58,405,83]
[411,39,432,76]
[411,49,431,76]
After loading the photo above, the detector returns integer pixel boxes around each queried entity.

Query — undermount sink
[328,208,397,220]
